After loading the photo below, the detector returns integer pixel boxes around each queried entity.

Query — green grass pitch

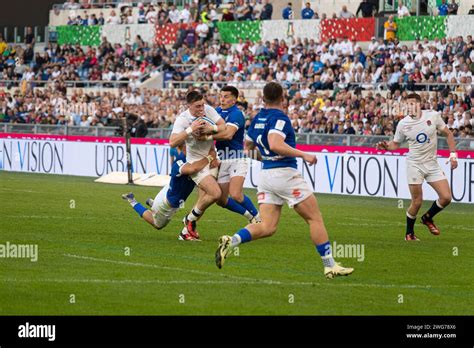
[1,171,473,315]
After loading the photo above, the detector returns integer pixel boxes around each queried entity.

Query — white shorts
[190,163,218,186]
[151,184,179,229]
[257,167,313,208]
[406,159,446,185]
[217,158,249,184]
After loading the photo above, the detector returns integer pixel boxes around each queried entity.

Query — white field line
[0,277,470,290]
[63,253,274,284]
[4,215,97,220]
[30,253,465,290]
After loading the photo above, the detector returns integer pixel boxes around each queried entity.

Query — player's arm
[268,133,317,165]
[245,137,262,161]
[179,156,212,176]
[376,140,401,150]
[211,122,238,141]
[169,118,205,148]
[439,126,458,170]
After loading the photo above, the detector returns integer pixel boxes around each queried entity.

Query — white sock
[187,207,202,222]
[321,254,336,268]
[230,234,242,248]
[243,211,253,220]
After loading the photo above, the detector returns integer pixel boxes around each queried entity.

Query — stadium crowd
[1,80,473,139]
[1,1,473,140]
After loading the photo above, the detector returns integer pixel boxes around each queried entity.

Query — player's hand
[446,153,458,170]
[191,118,206,133]
[303,153,317,166]
[376,141,389,150]
[209,158,220,169]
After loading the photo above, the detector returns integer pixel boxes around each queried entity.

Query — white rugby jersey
[393,110,446,162]
[171,104,222,163]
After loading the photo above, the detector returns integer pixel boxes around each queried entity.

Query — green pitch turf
[0,171,473,315]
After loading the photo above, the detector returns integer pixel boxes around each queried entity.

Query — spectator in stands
[356,0,376,18]
[282,3,293,20]
[24,27,35,46]
[222,8,235,21]
[0,36,7,56]
[469,5,474,15]
[302,2,315,19]
[196,19,209,46]
[63,0,80,10]
[384,15,397,42]
[168,4,181,24]
[97,12,105,25]
[260,0,273,20]
[145,5,158,24]
[438,0,449,16]
[397,2,410,17]
[448,0,459,15]
[180,3,192,23]
[106,10,121,24]
[339,5,355,18]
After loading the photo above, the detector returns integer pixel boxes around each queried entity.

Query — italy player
[215,82,354,279]
[122,145,218,239]
[376,93,458,241]
[169,91,226,240]
[212,86,260,223]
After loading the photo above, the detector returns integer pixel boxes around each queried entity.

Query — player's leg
[421,179,452,235]
[122,192,163,229]
[228,174,260,222]
[183,175,221,239]
[216,162,256,221]
[215,203,282,269]
[217,177,257,222]
[406,184,423,240]
[293,194,353,278]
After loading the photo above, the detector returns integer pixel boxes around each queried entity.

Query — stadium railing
[3,123,473,150]
[165,80,473,93]
[53,0,192,11]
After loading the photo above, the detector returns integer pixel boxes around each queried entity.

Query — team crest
[426,120,432,126]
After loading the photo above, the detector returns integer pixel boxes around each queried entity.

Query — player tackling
[215,82,353,279]
[376,93,458,241]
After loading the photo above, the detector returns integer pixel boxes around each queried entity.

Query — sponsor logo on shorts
[292,189,301,198]
[257,192,266,201]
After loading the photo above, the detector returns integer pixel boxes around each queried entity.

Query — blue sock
[231,228,252,247]
[225,197,247,216]
[240,195,258,216]
[316,241,335,268]
[133,203,147,217]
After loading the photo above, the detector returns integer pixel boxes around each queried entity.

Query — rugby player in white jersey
[169,91,226,241]
[376,93,458,241]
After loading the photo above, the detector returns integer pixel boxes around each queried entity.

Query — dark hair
[221,85,239,99]
[407,93,421,102]
[263,82,284,104]
[186,91,203,104]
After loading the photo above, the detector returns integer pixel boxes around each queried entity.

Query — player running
[376,93,458,241]
[214,82,354,279]
[212,86,260,223]
[122,145,218,239]
[169,91,226,241]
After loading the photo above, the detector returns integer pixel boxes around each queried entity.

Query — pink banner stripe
[0,133,472,158]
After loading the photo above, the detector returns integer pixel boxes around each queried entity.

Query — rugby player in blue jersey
[212,86,261,223]
[215,82,354,278]
[122,144,218,239]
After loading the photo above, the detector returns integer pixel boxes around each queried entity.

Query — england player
[376,93,458,241]
[215,82,354,279]
[212,86,260,223]
[122,145,218,239]
[169,91,226,240]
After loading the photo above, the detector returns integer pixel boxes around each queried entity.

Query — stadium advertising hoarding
[0,133,473,204]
